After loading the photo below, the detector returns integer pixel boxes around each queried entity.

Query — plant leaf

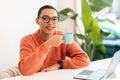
[74,33,86,40]
[89,0,113,12]
[97,18,115,24]
[58,8,78,21]
[81,0,93,33]
[88,18,103,45]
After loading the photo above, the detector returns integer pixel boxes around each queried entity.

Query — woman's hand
[44,35,63,48]
[41,63,60,72]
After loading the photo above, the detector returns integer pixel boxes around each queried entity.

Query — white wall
[0,0,57,72]
[111,0,120,18]
[57,0,75,33]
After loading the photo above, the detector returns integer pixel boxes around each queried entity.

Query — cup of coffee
[63,33,74,44]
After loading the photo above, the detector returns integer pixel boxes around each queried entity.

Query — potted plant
[58,0,113,61]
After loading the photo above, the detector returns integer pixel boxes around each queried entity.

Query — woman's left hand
[41,63,60,72]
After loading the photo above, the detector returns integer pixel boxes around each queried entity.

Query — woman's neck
[38,30,53,42]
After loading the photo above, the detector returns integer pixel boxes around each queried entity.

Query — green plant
[58,0,113,61]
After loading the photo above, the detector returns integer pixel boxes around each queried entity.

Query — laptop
[73,50,120,80]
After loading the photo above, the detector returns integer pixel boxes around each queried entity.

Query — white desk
[1,58,120,80]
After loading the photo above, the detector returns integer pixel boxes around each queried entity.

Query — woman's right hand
[44,35,63,48]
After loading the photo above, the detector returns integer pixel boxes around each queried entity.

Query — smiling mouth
[46,26,54,30]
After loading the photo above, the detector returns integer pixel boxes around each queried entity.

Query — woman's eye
[43,17,48,20]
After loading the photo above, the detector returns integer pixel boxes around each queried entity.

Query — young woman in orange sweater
[18,5,90,75]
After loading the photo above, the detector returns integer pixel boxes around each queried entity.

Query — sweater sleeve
[62,42,90,69]
[18,36,49,76]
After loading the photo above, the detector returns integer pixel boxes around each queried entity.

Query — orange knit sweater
[18,30,90,75]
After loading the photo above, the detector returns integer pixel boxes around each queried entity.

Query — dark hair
[37,5,58,18]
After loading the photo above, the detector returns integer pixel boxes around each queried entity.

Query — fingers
[41,63,59,72]
[53,30,63,35]
[41,69,48,72]
[41,67,50,72]
[45,34,64,48]
[41,67,52,72]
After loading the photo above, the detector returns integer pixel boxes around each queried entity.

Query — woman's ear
[35,18,39,25]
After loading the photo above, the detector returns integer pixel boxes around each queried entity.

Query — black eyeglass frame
[39,15,59,24]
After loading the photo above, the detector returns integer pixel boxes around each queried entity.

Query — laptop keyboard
[87,69,106,80]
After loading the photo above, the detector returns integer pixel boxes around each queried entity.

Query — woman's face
[36,9,58,35]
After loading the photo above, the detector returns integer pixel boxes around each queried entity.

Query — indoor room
[0,0,120,80]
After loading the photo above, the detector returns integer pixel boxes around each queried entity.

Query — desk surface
[1,58,120,80]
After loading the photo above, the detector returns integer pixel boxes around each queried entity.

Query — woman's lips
[46,26,54,30]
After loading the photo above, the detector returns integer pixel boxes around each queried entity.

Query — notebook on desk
[73,50,120,80]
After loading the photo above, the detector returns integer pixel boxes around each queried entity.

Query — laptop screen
[104,50,120,78]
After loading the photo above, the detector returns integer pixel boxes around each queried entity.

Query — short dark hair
[37,5,58,18]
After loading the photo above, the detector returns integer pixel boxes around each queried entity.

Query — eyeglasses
[39,15,59,24]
